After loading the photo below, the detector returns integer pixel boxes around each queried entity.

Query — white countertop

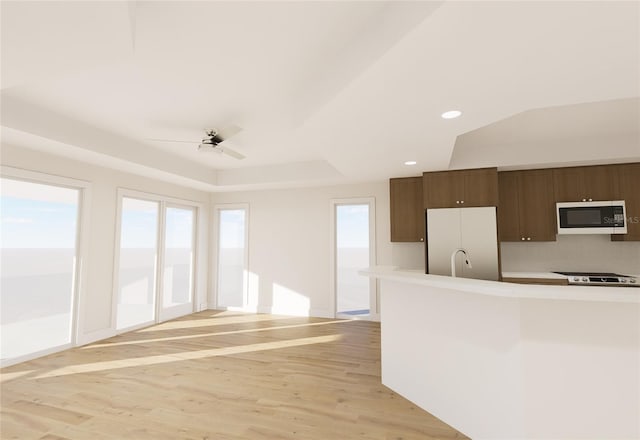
[502,271,567,279]
[360,267,640,303]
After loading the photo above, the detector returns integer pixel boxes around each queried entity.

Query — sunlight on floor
[0,369,35,383]
[34,334,343,379]
[136,313,296,332]
[84,319,348,349]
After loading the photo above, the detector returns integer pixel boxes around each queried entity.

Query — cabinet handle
[460,200,465,204]
[527,237,531,241]
[582,198,586,202]
[588,198,593,202]
[521,237,525,241]
[420,238,424,242]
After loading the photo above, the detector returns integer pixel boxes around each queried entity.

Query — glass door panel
[160,206,195,320]
[0,178,79,362]
[217,208,247,308]
[336,204,372,317]
[116,198,159,330]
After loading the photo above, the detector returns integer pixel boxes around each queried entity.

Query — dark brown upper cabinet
[553,165,619,202]
[390,177,425,242]
[423,167,498,209]
[498,169,556,242]
[611,162,640,242]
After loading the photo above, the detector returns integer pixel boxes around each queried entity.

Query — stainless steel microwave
[556,201,627,234]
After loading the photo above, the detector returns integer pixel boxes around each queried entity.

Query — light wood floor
[1,311,468,439]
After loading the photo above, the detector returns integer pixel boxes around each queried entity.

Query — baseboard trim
[254,305,332,318]
[0,343,73,368]
[77,328,117,346]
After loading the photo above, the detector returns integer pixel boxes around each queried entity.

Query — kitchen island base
[368,271,639,440]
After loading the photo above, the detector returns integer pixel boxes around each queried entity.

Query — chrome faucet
[450,248,472,277]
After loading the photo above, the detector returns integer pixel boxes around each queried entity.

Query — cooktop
[554,272,623,277]
[553,271,638,287]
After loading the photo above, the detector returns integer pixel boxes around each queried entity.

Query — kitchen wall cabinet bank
[498,169,556,242]
[423,167,498,209]
[390,177,424,242]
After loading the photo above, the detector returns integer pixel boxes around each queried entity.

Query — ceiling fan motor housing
[203,130,224,145]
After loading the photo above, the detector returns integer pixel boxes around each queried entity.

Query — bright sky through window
[336,205,369,248]
[120,199,159,249]
[219,209,245,249]
[1,178,78,249]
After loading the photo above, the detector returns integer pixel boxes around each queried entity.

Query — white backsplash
[391,242,425,270]
[500,235,640,275]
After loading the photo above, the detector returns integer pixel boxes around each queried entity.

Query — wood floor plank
[9,400,91,425]
[1,311,468,439]
[37,434,72,440]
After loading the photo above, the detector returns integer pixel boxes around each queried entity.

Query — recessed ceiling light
[404,160,417,166]
[441,110,462,119]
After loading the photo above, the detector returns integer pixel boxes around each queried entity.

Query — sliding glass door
[216,207,248,308]
[115,194,197,331]
[116,197,159,330]
[1,177,81,363]
[160,205,195,321]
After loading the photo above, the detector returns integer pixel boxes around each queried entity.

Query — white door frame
[159,203,198,322]
[329,197,378,321]
[112,188,203,333]
[212,203,250,311]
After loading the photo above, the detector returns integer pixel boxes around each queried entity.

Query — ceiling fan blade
[218,145,245,160]
[217,124,242,140]
[145,138,196,144]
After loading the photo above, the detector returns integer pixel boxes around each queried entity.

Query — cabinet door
[463,168,498,207]
[582,165,619,201]
[497,172,521,242]
[423,171,464,208]
[553,167,583,202]
[518,169,556,241]
[612,163,640,241]
[554,165,619,201]
[390,177,425,242]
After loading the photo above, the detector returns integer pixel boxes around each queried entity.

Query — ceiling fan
[146,125,245,160]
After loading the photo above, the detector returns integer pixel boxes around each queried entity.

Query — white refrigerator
[426,206,499,281]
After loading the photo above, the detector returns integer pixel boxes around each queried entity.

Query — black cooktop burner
[553,271,625,277]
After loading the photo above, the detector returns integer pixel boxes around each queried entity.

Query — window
[216,206,248,308]
[1,173,87,364]
[116,197,159,330]
[161,206,195,316]
[332,198,376,319]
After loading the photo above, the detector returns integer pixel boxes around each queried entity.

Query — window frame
[212,203,250,311]
[0,165,91,367]
[329,197,378,321]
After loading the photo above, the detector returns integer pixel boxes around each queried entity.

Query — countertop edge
[360,267,640,304]
[501,271,567,280]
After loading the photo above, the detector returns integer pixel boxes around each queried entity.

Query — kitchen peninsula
[361,267,639,440]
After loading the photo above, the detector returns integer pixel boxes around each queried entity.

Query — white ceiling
[451,97,640,170]
[1,1,638,191]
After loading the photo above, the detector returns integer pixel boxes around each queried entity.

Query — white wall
[501,234,640,275]
[1,143,210,345]
[210,182,424,317]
